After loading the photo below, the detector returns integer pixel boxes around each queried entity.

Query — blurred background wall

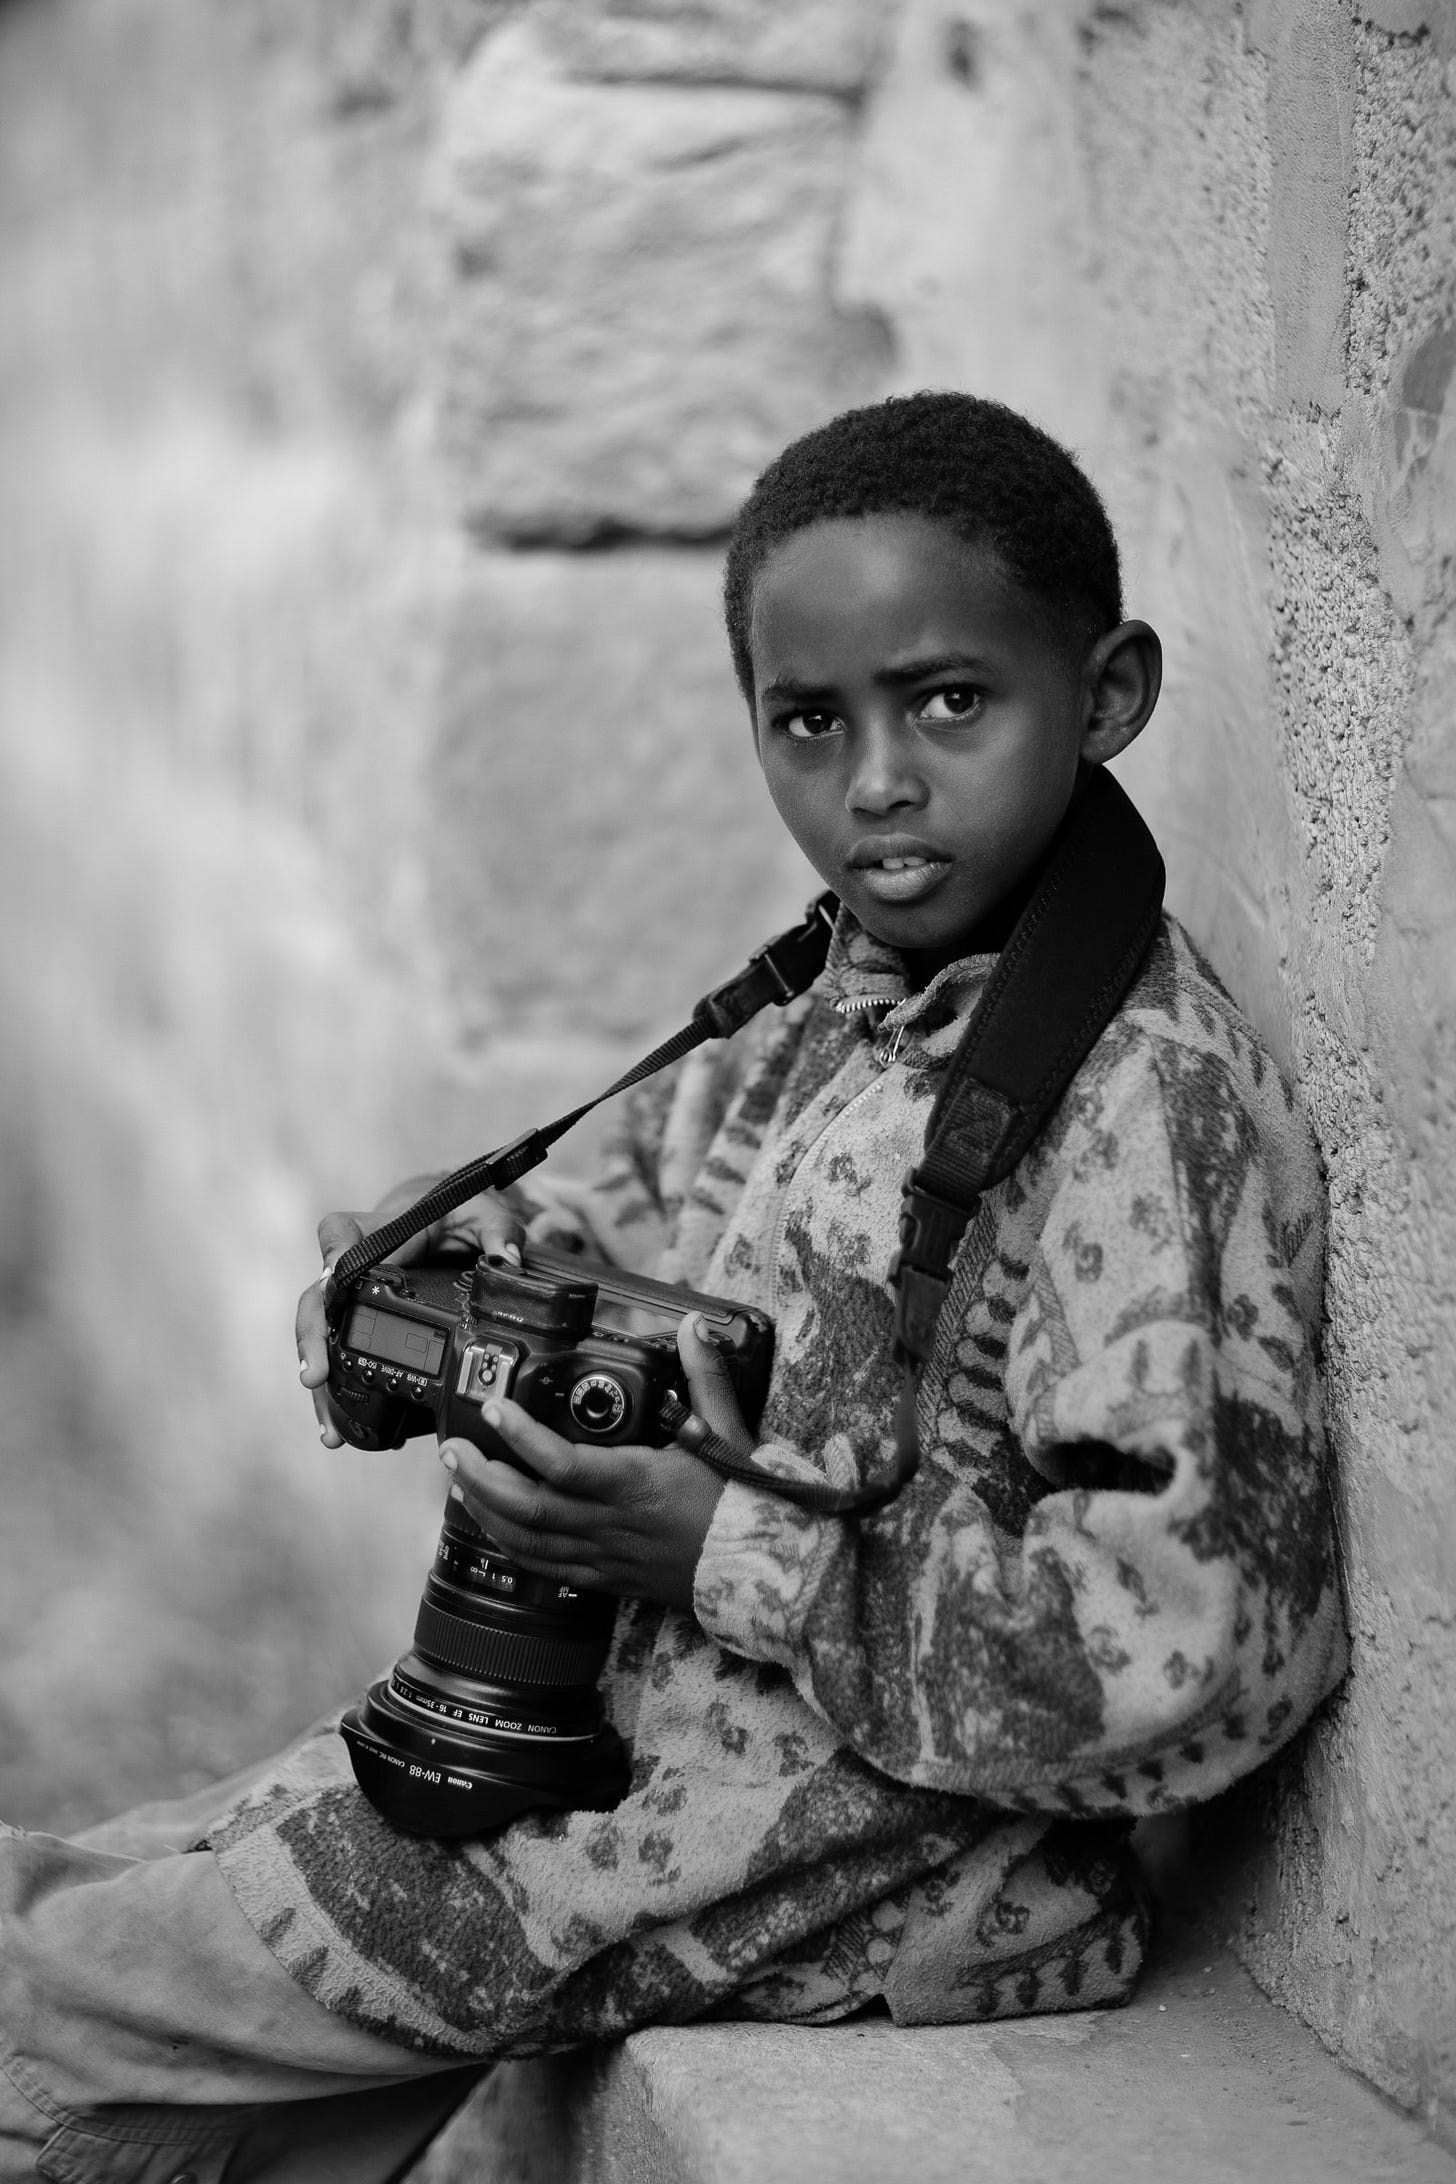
[0,0,1453,2146]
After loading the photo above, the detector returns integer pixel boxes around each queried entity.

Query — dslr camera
[322,1244,772,1838]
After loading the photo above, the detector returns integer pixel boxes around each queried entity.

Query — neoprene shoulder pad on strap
[891,766,1166,1367]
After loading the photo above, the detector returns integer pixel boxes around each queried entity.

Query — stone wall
[0,0,1452,2142]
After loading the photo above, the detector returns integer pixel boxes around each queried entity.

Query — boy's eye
[781,709,843,740]
[918,685,983,724]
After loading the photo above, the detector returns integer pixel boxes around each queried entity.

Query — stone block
[837,0,1106,451]
[1357,0,1456,56]
[413,1915,1456,2181]
[1248,0,1355,413]
[426,547,815,1036]
[434,19,890,540]
[533,0,887,93]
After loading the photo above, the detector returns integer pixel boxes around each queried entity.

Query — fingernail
[449,1483,465,1503]
[483,1404,502,1428]
[504,1243,522,1266]
[440,1448,457,1473]
[694,1314,711,1340]
[298,1362,309,1380]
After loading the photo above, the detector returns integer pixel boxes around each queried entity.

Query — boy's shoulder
[1093,912,1297,1110]
[1010,913,1326,1354]
[1040,911,1320,1230]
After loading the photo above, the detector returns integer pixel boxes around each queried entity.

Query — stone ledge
[417,1910,1456,2183]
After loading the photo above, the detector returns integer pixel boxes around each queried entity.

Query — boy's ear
[1079,620,1162,765]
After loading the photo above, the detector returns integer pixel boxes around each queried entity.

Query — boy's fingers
[294,1284,328,1379]
[473,1198,526,1265]
[317,1211,366,1263]
[450,1492,595,1580]
[298,1214,369,1446]
[439,1446,610,1572]
[447,1454,589,1542]
[523,1207,589,1254]
[453,1403,619,1498]
[677,1316,755,1457]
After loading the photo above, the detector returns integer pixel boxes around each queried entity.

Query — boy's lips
[847,835,952,905]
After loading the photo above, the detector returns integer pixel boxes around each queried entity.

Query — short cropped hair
[723,392,1124,697]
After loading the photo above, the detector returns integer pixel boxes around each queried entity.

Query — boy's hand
[439,1315,754,1610]
[295,1182,524,1447]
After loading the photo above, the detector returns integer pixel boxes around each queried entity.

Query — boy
[0,394,1346,2180]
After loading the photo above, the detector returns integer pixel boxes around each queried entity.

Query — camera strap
[887,765,1166,1481]
[325,893,840,1301]
[326,768,1162,1522]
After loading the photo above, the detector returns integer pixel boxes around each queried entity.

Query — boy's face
[748,513,1091,969]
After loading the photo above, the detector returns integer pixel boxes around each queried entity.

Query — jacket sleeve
[692,1039,1348,1817]
[510,1040,741,1273]
[513,1001,811,1273]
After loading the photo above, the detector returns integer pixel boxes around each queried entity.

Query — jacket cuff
[692,1452,837,1669]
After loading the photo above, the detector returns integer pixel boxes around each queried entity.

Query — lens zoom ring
[413,1601,608,1687]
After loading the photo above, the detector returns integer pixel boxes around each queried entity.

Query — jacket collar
[820,904,998,1046]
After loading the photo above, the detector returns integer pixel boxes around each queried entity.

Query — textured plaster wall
[836,0,1456,2133]
[1,0,1454,2142]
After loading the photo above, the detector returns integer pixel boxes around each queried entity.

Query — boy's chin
[852,888,1017,966]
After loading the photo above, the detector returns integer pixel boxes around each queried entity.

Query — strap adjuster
[694,894,836,1039]
[888,1168,979,1365]
[749,935,806,1006]
[750,892,838,1004]
[889,1167,978,1280]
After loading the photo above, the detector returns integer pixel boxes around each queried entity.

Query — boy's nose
[845,725,926,816]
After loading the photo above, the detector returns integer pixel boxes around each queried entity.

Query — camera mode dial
[569,1372,629,1436]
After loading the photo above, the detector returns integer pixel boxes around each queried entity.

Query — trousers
[0,1756,483,2184]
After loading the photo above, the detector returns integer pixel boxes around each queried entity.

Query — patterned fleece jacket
[206,910,1347,2057]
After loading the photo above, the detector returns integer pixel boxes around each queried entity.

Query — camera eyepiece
[468,1255,595,1340]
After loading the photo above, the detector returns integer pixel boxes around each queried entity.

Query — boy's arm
[692,1041,1347,1818]
[507,1030,768,1272]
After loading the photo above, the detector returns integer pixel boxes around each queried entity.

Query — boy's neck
[900,872,1034,990]
[899,770,1092,990]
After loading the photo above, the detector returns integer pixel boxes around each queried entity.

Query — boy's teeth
[881,856,927,871]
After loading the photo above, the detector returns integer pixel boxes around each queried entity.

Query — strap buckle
[694,893,836,1039]
[889,1167,978,1280]
[888,1168,979,1364]
[754,893,836,1000]
[748,935,808,1006]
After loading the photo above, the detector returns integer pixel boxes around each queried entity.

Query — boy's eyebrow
[758,674,836,704]
[758,653,994,703]
[876,651,994,685]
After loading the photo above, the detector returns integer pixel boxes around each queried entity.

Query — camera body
[323,1243,773,1463]
[325,1243,774,1837]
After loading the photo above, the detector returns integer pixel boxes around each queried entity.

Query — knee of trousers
[0,2055,484,2184]
[0,1829,473,2126]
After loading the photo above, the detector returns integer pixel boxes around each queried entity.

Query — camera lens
[340,1493,629,1837]
[569,1372,628,1434]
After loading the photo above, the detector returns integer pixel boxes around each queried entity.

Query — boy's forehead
[747,514,1028,684]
